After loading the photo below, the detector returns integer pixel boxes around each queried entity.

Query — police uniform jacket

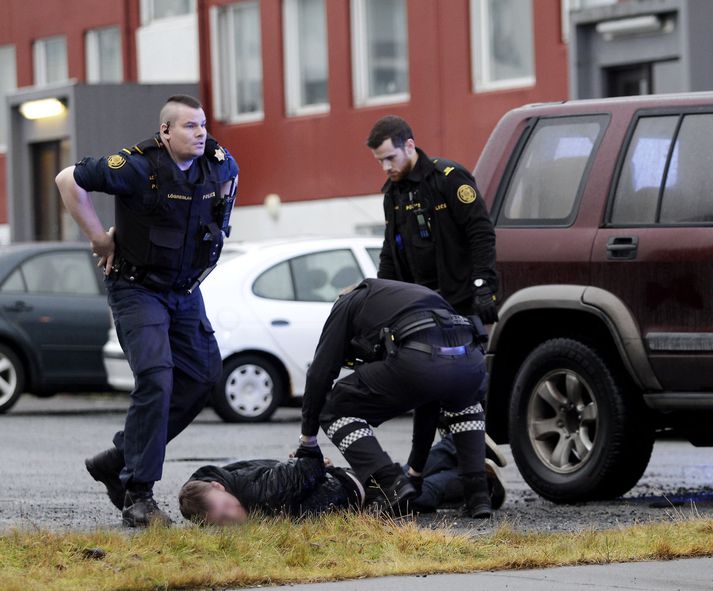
[378,147,497,307]
[301,278,458,437]
[187,457,359,517]
[73,135,239,291]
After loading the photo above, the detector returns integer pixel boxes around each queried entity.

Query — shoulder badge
[458,185,476,205]
[457,184,477,204]
[213,146,226,162]
[107,154,126,170]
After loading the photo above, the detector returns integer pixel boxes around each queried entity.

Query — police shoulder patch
[457,184,477,204]
[107,154,126,170]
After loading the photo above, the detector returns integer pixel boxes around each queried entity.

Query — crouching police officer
[55,95,238,527]
[299,278,493,518]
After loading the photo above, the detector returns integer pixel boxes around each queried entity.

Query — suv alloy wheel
[509,338,654,503]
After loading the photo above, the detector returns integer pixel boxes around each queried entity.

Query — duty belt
[400,340,473,357]
[110,256,204,294]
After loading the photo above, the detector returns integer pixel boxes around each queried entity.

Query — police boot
[485,458,506,510]
[85,447,125,510]
[122,490,172,528]
[462,472,492,519]
[366,464,417,516]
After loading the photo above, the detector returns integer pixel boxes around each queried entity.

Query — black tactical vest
[114,136,226,290]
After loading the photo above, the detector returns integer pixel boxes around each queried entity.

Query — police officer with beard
[367,115,498,323]
[55,95,238,527]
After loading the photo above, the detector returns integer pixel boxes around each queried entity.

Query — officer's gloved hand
[406,468,424,497]
[472,286,499,325]
[461,472,492,519]
[294,435,323,461]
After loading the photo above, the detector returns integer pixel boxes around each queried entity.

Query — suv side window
[611,113,713,226]
[610,116,678,225]
[660,114,713,223]
[497,116,606,226]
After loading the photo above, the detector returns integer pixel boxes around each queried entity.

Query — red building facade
[0,0,569,238]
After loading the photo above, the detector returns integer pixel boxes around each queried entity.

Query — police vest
[114,136,226,290]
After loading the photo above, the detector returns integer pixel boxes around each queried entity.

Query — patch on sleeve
[457,184,477,204]
[213,146,226,162]
[107,154,126,170]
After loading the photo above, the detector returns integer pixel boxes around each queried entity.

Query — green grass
[2,514,713,591]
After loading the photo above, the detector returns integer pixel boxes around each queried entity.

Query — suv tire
[0,344,24,414]
[212,354,285,423]
[509,338,653,503]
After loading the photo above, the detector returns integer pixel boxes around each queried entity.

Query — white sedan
[102,236,382,422]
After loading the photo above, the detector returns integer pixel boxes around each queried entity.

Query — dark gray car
[0,242,110,412]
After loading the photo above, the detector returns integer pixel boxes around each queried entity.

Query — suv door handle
[606,236,639,260]
[3,300,32,313]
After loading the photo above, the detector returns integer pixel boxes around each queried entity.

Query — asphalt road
[1,393,713,532]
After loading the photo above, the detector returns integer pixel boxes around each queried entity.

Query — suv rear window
[610,112,713,226]
[497,115,607,227]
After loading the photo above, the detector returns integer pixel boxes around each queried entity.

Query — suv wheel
[0,344,24,414]
[212,355,285,423]
[509,338,653,503]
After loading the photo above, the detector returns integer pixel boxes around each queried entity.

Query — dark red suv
[477,92,713,503]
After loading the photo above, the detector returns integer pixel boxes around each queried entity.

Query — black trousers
[107,277,222,488]
[319,344,487,484]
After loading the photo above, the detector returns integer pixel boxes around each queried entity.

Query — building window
[141,0,195,24]
[211,1,264,123]
[85,27,123,83]
[33,36,68,85]
[0,45,17,149]
[351,0,409,107]
[283,0,329,116]
[471,0,535,92]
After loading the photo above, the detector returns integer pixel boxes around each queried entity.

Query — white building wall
[136,14,199,83]
[228,194,385,242]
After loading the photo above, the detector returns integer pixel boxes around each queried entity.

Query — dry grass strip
[2,513,713,591]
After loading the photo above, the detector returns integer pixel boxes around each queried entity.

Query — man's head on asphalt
[179,480,248,525]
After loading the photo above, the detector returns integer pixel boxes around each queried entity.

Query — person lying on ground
[178,434,507,525]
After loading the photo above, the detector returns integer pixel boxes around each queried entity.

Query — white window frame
[0,44,17,152]
[140,0,196,25]
[33,35,69,86]
[210,2,264,124]
[283,0,330,117]
[470,0,535,93]
[350,0,410,108]
[85,26,123,83]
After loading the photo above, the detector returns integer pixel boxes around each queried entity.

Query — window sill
[473,77,536,94]
[354,93,410,108]
[286,104,330,118]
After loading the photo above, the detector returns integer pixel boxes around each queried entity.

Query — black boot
[122,490,172,528]
[366,464,417,516]
[85,447,125,510]
[462,472,492,519]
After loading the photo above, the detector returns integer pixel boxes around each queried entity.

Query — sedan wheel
[0,345,24,414]
[212,355,285,423]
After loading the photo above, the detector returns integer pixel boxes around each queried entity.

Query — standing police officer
[299,278,492,518]
[366,115,500,506]
[367,115,498,322]
[55,95,238,527]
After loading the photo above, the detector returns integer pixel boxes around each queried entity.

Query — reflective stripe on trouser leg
[441,403,486,476]
[323,416,392,483]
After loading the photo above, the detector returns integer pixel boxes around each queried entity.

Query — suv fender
[490,284,660,391]
[485,285,661,441]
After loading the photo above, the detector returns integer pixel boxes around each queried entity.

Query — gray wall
[7,82,198,242]
[569,0,713,99]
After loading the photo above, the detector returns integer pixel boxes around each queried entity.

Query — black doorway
[606,63,652,97]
